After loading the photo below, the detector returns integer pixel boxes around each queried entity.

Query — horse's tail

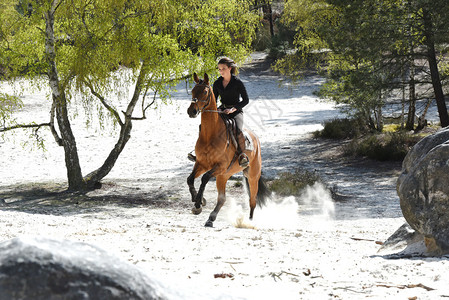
[245,174,271,207]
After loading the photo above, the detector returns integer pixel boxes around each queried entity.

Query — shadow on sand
[0,180,190,217]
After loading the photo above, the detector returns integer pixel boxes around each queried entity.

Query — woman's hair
[218,57,238,75]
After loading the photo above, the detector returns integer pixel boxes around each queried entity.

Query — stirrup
[187,153,196,162]
[238,153,249,168]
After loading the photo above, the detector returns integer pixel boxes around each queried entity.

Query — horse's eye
[204,90,207,95]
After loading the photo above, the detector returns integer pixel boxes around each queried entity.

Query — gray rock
[378,223,427,257]
[0,237,168,300]
[379,223,422,251]
[397,128,449,255]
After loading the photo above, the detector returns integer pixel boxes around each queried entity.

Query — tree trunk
[83,61,150,188]
[265,3,274,37]
[401,89,405,129]
[375,105,383,132]
[416,98,432,132]
[406,61,416,130]
[422,9,449,127]
[401,62,406,129]
[45,3,85,191]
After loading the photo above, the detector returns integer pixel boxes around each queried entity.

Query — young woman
[213,57,249,167]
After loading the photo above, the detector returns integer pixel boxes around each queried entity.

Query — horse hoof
[205,220,213,227]
[202,198,207,206]
[192,206,202,215]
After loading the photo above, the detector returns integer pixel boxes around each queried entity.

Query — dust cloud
[226,182,335,230]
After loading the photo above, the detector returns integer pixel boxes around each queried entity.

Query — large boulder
[0,237,168,300]
[397,127,449,255]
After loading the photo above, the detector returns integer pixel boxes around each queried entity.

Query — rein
[203,109,224,113]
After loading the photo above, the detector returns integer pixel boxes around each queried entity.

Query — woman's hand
[223,107,237,114]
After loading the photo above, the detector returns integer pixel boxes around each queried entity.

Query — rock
[379,223,422,251]
[378,223,427,257]
[0,237,168,300]
[397,127,449,255]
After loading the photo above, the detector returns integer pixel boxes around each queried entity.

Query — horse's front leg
[191,168,215,215]
[205,175,229,227]
[187,163,207,209]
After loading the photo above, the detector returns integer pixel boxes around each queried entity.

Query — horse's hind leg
[205,175,229,227]
[245,166,261,220]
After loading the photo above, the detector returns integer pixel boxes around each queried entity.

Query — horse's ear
[193,73,199,84]
[204,73,209,85]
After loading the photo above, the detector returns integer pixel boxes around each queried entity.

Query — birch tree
[0,0,258,190]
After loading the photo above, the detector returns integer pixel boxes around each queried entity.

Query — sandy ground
[1,53,449,299]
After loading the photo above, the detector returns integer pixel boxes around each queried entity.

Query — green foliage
[269,169,322,196]
[276,0,449,128]
[0,92,23,128]
[274,0,336,78]
[343,132,418,161]
[1,0,259,125]
[252,22,272,52]
[316,117,424,161]
[314,117,367,139]
[259,18,297,60]
[267,34,292,61]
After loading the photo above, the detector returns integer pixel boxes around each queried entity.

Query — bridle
[191,83,222,114]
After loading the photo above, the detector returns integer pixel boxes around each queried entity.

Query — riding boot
[237,131,249,168]
[187,152,196,162]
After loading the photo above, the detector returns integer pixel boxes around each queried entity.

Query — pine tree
[277,0,449,128]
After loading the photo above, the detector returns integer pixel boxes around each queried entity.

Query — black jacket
[213,75,249,118]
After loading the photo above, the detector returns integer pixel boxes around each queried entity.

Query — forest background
[1,0,449,189]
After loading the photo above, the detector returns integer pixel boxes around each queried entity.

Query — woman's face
[218,63,231,78]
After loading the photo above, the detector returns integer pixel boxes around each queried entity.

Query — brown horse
[187,73,270,227]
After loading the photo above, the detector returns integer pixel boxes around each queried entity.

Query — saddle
[220,114,253,151]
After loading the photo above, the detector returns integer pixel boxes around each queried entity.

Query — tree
[278,0,398,130]
[418,2,449,127]
[0,0,258,190]
[277,0,449,129]
[253,0,275,36]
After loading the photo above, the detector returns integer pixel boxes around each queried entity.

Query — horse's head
[187,73,212,118]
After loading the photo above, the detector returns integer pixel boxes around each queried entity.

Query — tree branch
[83,79,124,126]
[50,99,63,146]
[129,82,157,120]
[53,0,63,13]
[0,122,50,132]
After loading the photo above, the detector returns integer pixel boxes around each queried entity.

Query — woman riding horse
[189,57,249,168]
[187,72,270,227]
